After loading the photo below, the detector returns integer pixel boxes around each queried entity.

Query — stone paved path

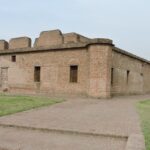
[0,126,127,150]
[0,94,149,150]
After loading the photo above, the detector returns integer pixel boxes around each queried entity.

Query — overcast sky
[0,0,149,60]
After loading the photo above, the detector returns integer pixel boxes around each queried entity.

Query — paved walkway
[0,94,149,150]
[0,127,127,150]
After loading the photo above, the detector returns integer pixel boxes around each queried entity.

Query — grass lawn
[137,100,150,150]
[0,95,63,117]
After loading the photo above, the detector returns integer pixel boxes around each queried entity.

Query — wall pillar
[88,43,113,98]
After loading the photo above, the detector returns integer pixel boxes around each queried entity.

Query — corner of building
[87,39,114,98]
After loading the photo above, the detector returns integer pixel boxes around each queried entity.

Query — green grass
[137,100,150,150]
[0,95,63,117]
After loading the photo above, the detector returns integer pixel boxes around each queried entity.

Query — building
[0,29,150,98]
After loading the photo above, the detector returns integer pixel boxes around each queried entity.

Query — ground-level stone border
[0,123,146,150]
[125,134,145,150]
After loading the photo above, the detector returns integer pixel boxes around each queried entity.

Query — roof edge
[113,47,150,64]
[0,39,114,55]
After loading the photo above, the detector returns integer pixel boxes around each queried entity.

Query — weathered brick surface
[88,45,112,98]
[9,37,31,49]
[34,30,63,47]
[63,33,90,44]
[111,49,150,96]
[0,29,149,98]
[64,33,80,43]
[0,48,89,96]
[0,40,8,50]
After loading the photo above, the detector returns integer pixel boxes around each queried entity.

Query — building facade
[0,29,150,98]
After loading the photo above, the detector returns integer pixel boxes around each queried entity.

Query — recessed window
[127,70,130,84]
[70,65,78,83]
[34,66,41,82]
[111,68,114,86]
[11,55,16,62]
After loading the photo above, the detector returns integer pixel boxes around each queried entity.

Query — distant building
[0,29,149,98]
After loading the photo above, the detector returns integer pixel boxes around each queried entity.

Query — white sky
[0,0,150,60]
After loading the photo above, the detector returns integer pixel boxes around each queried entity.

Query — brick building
[0,29,150,98]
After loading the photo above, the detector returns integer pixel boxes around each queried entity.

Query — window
[11,55,16,62]
[34,66,41,82]
[111,68,114,86]
[70,65,78,83]
[127,70,130,84]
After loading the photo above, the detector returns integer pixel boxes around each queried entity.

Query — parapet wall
[0,29,93,51]
[9,37,31,49]
[63,33,90,44]
[0,40,8,50]
[34,30,63,47]
[0,29,149,66]
[0,29,113,51]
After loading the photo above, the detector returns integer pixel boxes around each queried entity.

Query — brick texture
[0,29,149,98]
